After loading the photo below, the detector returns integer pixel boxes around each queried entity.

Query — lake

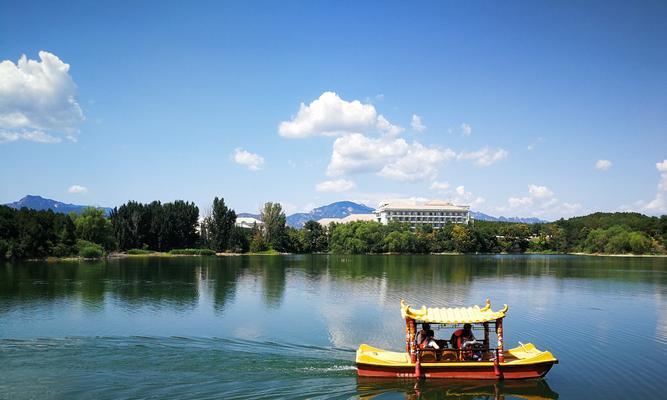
[1,255,665,399]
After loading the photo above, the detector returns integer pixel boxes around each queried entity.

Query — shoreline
[17,251,667,262]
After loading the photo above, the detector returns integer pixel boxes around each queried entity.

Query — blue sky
[1,0,666,219]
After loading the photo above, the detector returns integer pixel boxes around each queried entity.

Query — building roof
[317,217,341,226]
[235,217,263,227]
[377,199,470,211]
[400,299,508,324]
[341,213,376,223]
[318,214,377,226]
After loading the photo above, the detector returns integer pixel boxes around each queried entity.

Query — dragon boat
[356,299,558,380]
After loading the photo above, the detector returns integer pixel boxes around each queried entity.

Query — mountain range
[4,195,546,225]
[4,195,113,216]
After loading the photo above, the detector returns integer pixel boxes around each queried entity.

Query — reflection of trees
[257,256,286,309]
[108,257,198,311]
[1,254,665,317]
[356,378,559,400]
[200,256,244,312]
[0,257,201,314]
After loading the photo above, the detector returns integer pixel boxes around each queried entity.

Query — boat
[356,299,558,380]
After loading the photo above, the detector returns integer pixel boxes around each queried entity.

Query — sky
[1,0,666,220]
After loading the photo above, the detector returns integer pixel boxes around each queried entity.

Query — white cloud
[595,159,612,171]
[642,160,667,214]
[278,91,402,138]
[233,148,265,171]
[68,185,87,194]
[326,133,456,182]
[527,137,544,151]
[429,181,450,192]
[451,185,486,207]
[460,123,472,136]
[457,147,508,167]
[411,114,426,132]
[315,179,356,193]
[528,184,554,199]
[0,130,61,143]
[0,51,84,143]
[657,160,667,173]
[499,184,581,219]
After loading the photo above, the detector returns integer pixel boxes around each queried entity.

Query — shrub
[168,248,215,256]
[127,248,154,255]
[76,239,104,258]
[52,243,75,257]
[79,246,103,258]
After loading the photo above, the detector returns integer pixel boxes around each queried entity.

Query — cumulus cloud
[233,148,265,171]
[315,179,356,193]
[642,160,667,214]
[460,123,472,136]
[457,147,508,166]
[411,114,426,132]
[0,51,84,143]
[0,130,61,143]
[278,91,402,138]
[528,184,554,199]
[428,182,484,206]
[451,185,486,207]
[429,181,450,192]
[595,159,612,171]
[326,133,456,182]
[500,184,581,219]
[68,185,87,194]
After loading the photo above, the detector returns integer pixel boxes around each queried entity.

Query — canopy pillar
[496,318,505,363]
[406,318,417,363]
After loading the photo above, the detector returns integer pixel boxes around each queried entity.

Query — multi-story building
[375,199,470,228]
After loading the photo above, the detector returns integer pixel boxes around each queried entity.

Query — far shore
[19,251,667,262]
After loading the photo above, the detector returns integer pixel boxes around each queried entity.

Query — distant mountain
[286,201,374,228]
[471,211,546,224]
[240,201,375,228]
[237,212,260,219]
[4,195,112,216]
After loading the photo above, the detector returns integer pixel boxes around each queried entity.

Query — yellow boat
[356,299,558,380]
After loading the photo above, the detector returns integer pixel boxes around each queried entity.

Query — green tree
[207,197,236,252]
[451,224,474,253]
[300,220,328,253]
[74,207,115,250]
[261,202,287,251]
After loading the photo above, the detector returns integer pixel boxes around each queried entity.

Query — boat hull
[356,360,556,380]
[355,342,558,380]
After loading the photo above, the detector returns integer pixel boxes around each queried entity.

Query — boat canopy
[400,299,508,324]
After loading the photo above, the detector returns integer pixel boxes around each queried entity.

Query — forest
[0,198,665,260]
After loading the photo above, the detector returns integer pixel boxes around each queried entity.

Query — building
[235,216,263,229]
[317,213,376,226]
[375,199,470,228]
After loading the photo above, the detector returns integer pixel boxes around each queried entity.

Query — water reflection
[356,378,559,400]
[1,255,666,399]
[1,255,666,315]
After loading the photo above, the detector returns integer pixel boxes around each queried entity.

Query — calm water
[0,255,665,399]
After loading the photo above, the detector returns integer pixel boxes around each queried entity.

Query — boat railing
[416,345,501,363]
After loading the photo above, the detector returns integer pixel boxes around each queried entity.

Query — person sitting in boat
[450,323,481,360]
[417,323,440,350]
[450,323,476,349]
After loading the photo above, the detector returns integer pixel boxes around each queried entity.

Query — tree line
[1,197,666,260]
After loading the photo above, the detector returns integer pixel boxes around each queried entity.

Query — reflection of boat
[356,378,559,399]
[356,300,558,380]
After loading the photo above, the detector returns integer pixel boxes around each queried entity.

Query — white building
[375,199,470,228]
[235,217,263,229]
[317,213,376,226]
